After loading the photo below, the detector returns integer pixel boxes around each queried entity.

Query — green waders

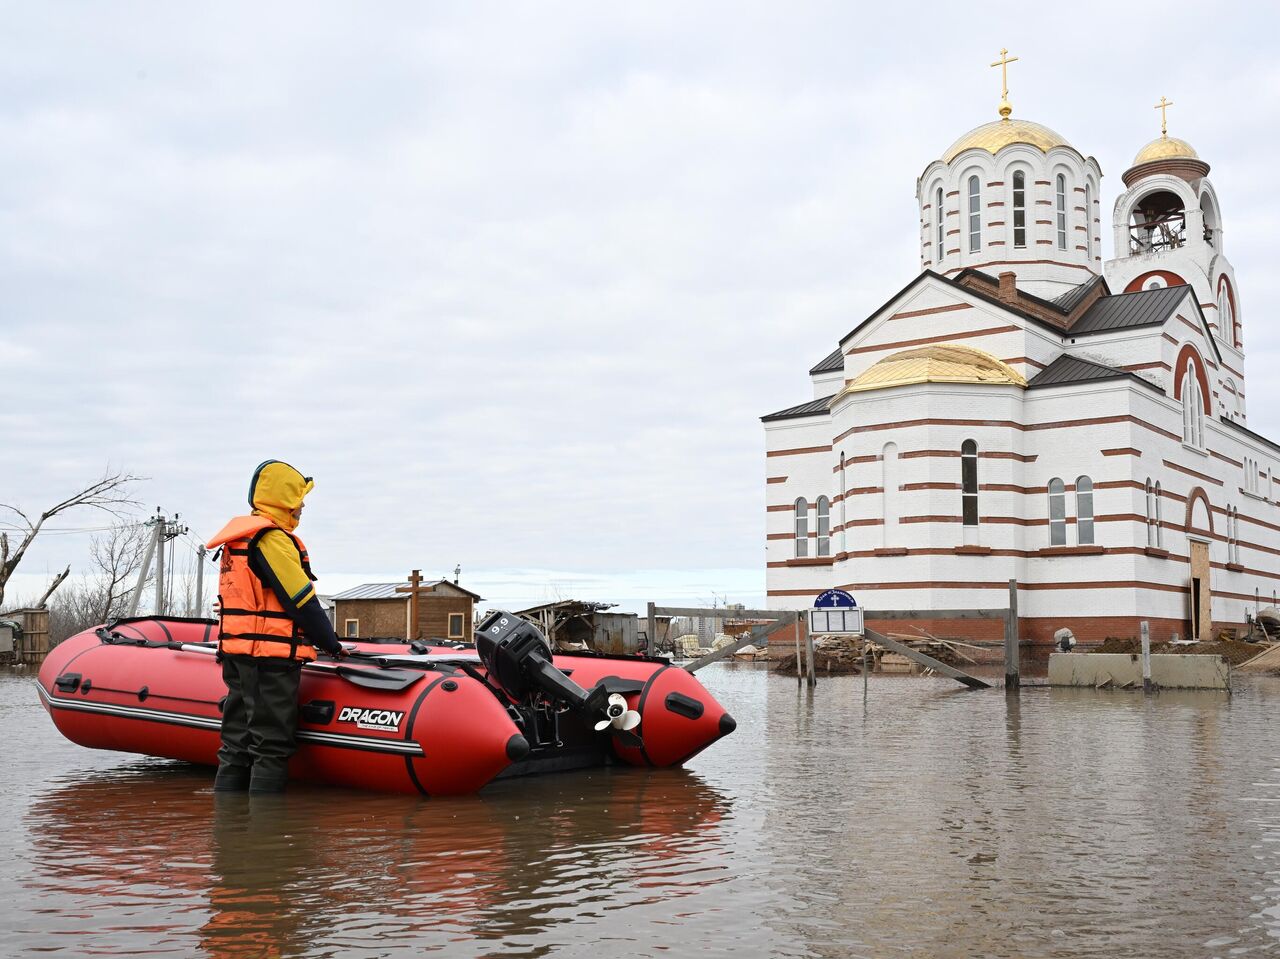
[216,656,302,793]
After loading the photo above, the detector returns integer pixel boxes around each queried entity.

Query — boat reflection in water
[28,761,732,957]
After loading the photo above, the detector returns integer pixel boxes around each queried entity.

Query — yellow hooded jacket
[206,461,337,660]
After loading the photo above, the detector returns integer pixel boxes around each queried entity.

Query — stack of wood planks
[1236,642,1280,674]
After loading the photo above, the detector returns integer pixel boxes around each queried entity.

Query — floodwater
[2,665,1278,959]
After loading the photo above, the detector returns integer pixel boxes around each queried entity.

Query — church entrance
[1189,540,1211,640]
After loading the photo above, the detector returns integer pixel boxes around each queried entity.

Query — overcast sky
[3,2,1277,613]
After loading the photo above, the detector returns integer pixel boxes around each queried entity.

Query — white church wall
[811,369,844,399]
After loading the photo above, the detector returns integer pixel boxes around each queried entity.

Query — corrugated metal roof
[1068,284,1189,334]
[1026,354,1128,389]
[809,347,845,375]
[330,580,485,602]
[329,583,409,601]
[761,394,835,422]
[1051,275,1104,312]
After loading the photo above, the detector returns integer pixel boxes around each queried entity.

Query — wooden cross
[990,48,1019,103]
[395,568,425,640]
[1154,96,1174,137]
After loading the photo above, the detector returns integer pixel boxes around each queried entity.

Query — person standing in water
[205,460,344,793]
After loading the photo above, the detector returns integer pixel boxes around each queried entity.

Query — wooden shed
[331,571,482,642]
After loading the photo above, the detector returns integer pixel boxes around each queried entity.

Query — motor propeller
[594,692,641,732]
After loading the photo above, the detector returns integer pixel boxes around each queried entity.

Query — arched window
[1227,506,1239,564]
[1075,475,1094,545]
[1055,174,1067,250]
[882,442,899,547]
[967,176,981,253]
[1154,481,1164,548]
[794,498,808,558]
[839,452,847,553]
[1084,183,1093,258]
[1012,171,1026,248]
[816,496,830,557]
[1182,369,1204,448]
[1152,478,1162,545]
[936,187,945,260]
[961,439,978,526]
[1218,279,1235,346]
[1048,478,1066,546]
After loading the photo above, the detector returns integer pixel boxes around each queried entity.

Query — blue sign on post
[809,589,863,634]
[813,589,857,609]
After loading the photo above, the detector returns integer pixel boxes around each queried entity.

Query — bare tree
[88,521,152,621]
[35,566,71,608]
[45,522,154,645]
[0,469,141,609]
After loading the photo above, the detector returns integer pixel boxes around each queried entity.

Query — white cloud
[3,2,1277,612]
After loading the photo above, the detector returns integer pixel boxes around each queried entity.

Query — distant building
[516,600,640,655]
[331,573,482,641]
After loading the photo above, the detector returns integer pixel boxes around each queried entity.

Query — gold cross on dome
[1154,96,1174,137]
[990,48,1019,118]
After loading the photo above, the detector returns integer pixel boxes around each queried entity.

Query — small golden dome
[1132,135,1198,166]
[942,118,1071,163]
[841,344,1027,396]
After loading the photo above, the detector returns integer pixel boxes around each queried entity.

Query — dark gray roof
[1027,354,1164,395]
[1067,284,1190,334]
[1027,355,1128,389]
[761,394,835,422]
[1051,275,1104,312]
[809,347,844,375]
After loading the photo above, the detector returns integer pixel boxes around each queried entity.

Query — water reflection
[26,762,733,958]
[7,667,1280,958]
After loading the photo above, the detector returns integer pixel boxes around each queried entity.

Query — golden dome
[1132,135,1198,166]
[841,344,1027,396]
[942,117,1071,163]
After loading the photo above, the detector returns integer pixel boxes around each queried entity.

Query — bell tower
[1105,98,1244,418]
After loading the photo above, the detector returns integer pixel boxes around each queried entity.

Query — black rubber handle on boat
[333,665,424,691]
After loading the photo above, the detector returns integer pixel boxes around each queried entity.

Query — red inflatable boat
[37,611,735,796]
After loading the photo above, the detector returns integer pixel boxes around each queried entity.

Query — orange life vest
[210,515,317,661]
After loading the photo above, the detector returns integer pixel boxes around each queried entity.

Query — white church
[762,53,1264,647]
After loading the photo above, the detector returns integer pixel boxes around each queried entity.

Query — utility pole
[126,512,162,617]
[155,517,166,616]
[127,509,189,618]
[156,513,188,616]
[195,545,207,618]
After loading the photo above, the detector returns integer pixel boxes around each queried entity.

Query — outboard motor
[475,611,610,717]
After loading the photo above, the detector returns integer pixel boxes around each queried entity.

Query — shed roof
[331,580,484,602]
[761,394,835,422]
[809,347,845,375]
[1026,354,1163,395]
[1066,284,1189,334]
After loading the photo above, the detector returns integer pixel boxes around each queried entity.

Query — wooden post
[794,612,803,683]
[1004,578,1020,692]
[647,602,657,656]
[862,640,869,703]
[394,569,425,640]
[803,613,817,687]
[1140,620,1153,694]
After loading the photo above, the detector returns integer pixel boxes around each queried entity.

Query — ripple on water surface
[1,665,1278,958]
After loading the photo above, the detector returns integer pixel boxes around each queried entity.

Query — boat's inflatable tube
[37,616,735,795]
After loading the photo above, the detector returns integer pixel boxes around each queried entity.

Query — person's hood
[247,460,314,532]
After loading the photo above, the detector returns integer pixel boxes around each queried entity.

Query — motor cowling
[475,611,609,717]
